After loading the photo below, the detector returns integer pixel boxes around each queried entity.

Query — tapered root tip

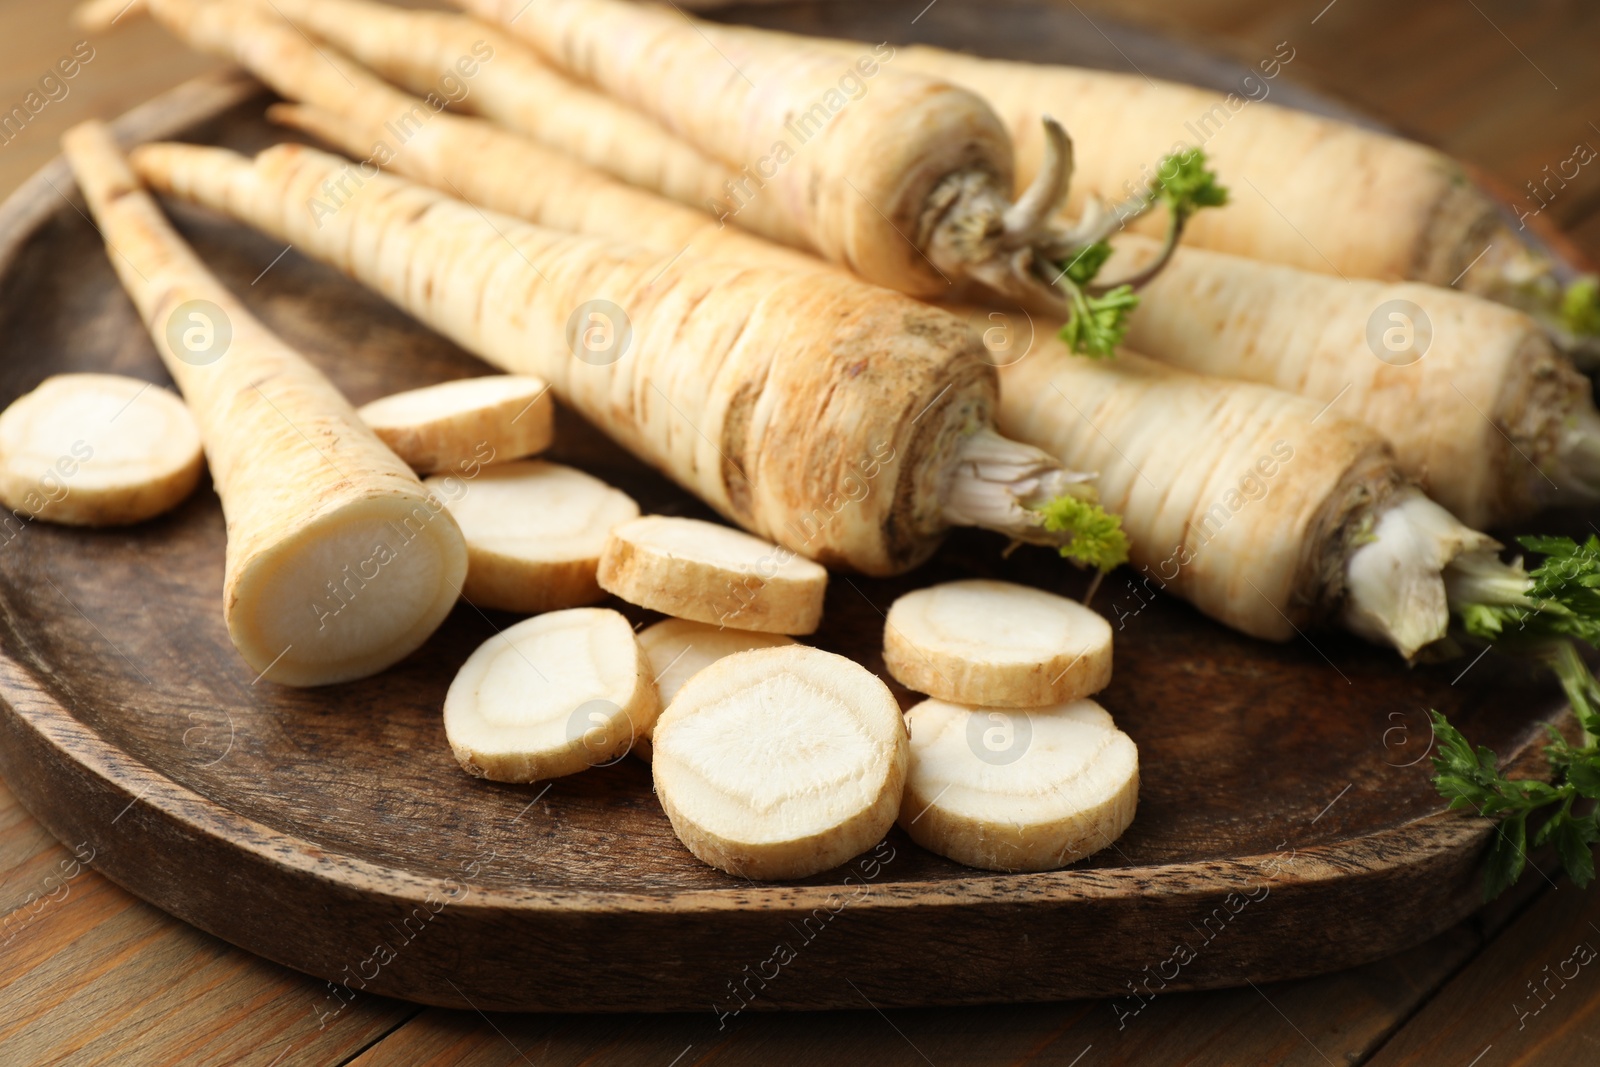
[74,0,147,33]
[227,492,469,686]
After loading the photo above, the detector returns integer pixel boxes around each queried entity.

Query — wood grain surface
[0,0,1597,1062]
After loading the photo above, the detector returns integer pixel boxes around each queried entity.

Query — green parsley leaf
[1033,494,1131,574]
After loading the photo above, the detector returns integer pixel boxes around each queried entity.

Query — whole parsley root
[133,140,1121,575]
[61,121,468,686]
[198,0,1188,352]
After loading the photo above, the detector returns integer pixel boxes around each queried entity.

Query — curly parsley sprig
[1431,642,1600,899]
[1033,494,1131,574]
[1053,148,1227,359]
[1431,535,1600,898]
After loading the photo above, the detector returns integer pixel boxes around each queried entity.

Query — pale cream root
[454,0,1109,312]
[1109,236,1592,528]
[61,121,467,686]
[633,618,796,760]
[255,0,815,251]
[444,607,657,781]
[998,336,1396,642]
[598,516,828,635]
[0,373,202,525]
[73,0,145,33]
[884,579,1112,707]
[651,645,906,879]
[900,697,1138,872]
[426,460,638,615]
[140,0,819,274]
[358,375,552,474]
[710,22,1515,291]
[131,139,1058,576]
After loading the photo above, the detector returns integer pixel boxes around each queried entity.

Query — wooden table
[4,1,1600,1063]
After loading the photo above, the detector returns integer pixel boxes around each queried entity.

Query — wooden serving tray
[0,0,1588,1013]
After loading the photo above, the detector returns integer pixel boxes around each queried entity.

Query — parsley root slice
[60,121,468,686]
[884,579,1112,707]
[0,373,202,526]
[901,697,1139,873]
[358,375,553,475]
[599,516,828,636]
[999,332,1506,657]
[131,140,1122,576]
[633,618,796,761]
[444,607,658,782]
[1112,237,1600,529]
[651,645,907,880]
[425,460,638,615]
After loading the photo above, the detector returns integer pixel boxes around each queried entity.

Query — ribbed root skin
[451,0,1115,313]
[996,333,1395,643]
[130,139,1063,576]
[1106,235,1594,529]
[61,121,467,686]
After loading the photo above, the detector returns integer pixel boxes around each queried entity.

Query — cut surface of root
[358,375,553,474]
[428,460,638,614]
[900,697,1139,872]
[940,428,1096,546]
[444,607,657,782]
[633,619,796,760]
[651,645,907,880]
[0,373,203,526]
[232,491,468,686]
[1340,489,1499,659]
[598,515,828,635]
[884,579,1112,707]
